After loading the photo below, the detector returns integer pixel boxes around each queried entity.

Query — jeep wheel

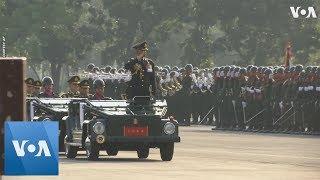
[85,137,99,160]
[65,144,78,159]
[106,147,119,156]
[137,147,149,159]
[160,143,174,161]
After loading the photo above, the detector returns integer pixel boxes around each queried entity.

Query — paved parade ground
[3,126,320,180]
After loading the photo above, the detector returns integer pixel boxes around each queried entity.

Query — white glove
[279,101,284,109]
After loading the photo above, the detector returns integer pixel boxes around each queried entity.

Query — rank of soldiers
[26,63,320,134]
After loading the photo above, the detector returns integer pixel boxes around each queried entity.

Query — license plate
[123,126,148,136]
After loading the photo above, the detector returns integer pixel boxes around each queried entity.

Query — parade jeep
[26,98,75,152]
[64,96,180,161]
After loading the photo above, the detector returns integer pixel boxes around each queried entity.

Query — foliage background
[0,0,319,90]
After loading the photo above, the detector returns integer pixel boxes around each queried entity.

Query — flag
[284,42,293,68]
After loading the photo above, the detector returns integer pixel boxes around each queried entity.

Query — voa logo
[5,122,59,175]
[12,140,51,157]
[290,7,317,19]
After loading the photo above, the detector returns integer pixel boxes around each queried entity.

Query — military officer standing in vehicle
[25,78,35,97]
[90,78,112,100]
[61,76,80,98]
[79,79,93,98]
[124,41,156,99]
[38,76,58,98]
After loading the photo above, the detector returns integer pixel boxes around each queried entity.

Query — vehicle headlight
[163,122,175,135]
[93,122,105,134]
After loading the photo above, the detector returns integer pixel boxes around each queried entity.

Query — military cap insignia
[25,78,34,85]
[132,41,148,51]
[79,79,90,87]
[33,80,42,87]
[68,76,80,83]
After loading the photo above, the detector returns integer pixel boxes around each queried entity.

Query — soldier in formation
[26,60,320,134]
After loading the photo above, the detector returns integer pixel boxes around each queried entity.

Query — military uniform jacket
[179,74,193,95]
[124,57,156,98]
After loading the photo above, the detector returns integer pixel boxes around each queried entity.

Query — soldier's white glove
[279,101,284,109]
[242,101,247,108]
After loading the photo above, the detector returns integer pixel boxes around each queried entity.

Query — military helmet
[277,67,284,74]
[212,67,219,72]
[118,68,125,73]
[132,41,148,51]
[164,65,171,71]
[154,66,160,72]
[305,66,312,73]
[239,68,247,74]
[68,76,80,84]
[289,66,295,73]
[33,80,42,87]
[234,67,240,72]
[92,67,100,73]
[93,78,105,89]
[246,65,253,72]
[42,76,54,87]
[79,79,90,88]
[87,63,95,71]
[224,66,230,71]
[110,68,117,74]
[172,66,179,71]
[104,65,112,72]
[185,64,193,71]
[311,66,318,73]
[25,78,34,86]
[295,65,303,72]
[264,68,272,75]
[250,66,257,72]
[161,68,169,74]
